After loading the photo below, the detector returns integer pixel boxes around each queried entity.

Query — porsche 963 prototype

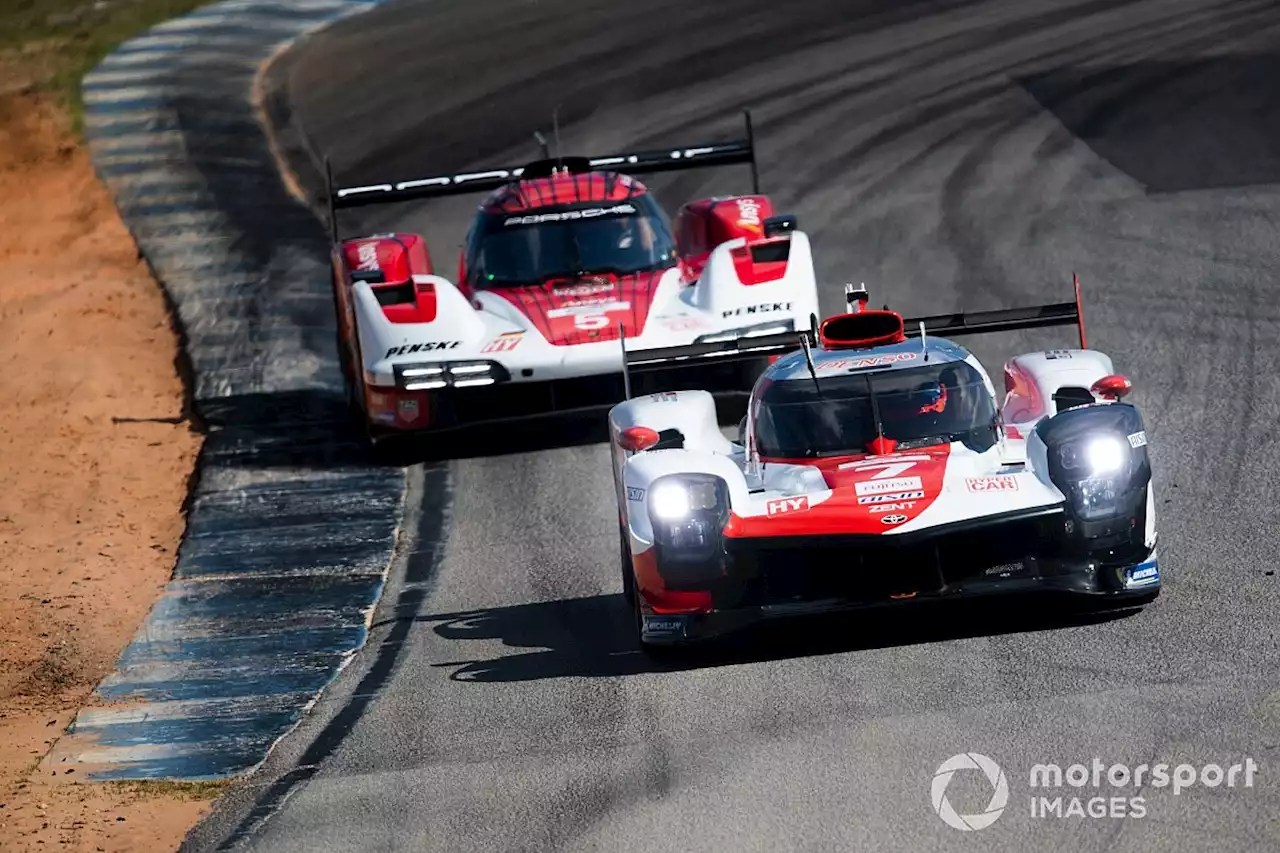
[324,112,820,446]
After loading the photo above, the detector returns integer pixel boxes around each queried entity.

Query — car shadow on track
[189,390,619,468]
[377,394,751,464]
[417,592,1148,682]
[195,390,750,467]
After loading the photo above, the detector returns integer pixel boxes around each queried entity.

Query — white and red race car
[325,113,820,444]
[609,280,1160,654]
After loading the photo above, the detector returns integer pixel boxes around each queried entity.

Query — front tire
[619,524,635,607]
[337,325,368,431]
[367,429,414,466]
[630,584,689,663]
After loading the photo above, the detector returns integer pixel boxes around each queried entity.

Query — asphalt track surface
[189,0,1280,849]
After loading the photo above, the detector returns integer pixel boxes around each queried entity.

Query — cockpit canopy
[466,194,677,288]
[753,360,998,458]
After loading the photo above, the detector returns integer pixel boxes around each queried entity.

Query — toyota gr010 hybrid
[608,280,1160,652]
[323,112,820,446]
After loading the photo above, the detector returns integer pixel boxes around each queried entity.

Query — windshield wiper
[482,276,538,289]
[564,262,665,279]
[894,434,953,450]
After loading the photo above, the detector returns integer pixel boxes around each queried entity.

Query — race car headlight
[1086,436,1126,474]
[1058,435,1127,478]
[1053,432,1135,522]
[1037,403,1151,526]
[394,360,507,390]
[648,473,730,561]
[695,318,795,344]
[650,479,719,521]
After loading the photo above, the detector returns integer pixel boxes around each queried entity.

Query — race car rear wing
[899,273,1088,349]
[619,275,1090,397]
[621,327,806,397]
[324,110,762,239]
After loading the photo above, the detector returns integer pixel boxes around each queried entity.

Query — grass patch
[0,0,212,133]
[105,778,236,800]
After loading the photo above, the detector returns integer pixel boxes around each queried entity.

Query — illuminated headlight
[1059,434,1127,477]
[447,361,496,388]
[1052,431,1140,523]
[650,480,720,521]
[695,318,795,344]
[397,360,500,390]
[647,474,729,560]
[1085,436,1125,474]
[1036,403,1152,533]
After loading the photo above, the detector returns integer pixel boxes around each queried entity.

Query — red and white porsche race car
[325,113,820,445]
[609,280,1160,654]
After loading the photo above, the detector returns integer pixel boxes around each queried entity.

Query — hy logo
[931,753,1009,831]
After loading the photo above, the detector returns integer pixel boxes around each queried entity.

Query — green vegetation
[0,0,210,131]
[105,778,236,800]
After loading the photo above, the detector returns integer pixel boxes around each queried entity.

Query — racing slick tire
[617,522,680,659]
[629,582,690,663]
[366,428,416,466]
[336,329,409,464]
[619,524,636,607]
[336,328,367,429]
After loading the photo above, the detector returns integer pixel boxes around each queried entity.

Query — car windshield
[754,361,998,457]
[468,196,677,287]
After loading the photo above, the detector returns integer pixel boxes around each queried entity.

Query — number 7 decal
[860,461,916,479]
[839,455,931,478]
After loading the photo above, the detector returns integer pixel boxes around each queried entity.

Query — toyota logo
[881,514,908,524]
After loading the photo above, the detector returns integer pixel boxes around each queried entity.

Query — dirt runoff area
[0,65,212,853]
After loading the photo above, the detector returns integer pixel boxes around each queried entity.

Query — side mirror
[1091,374,1133,401]
[618,426,661,452]
[763,214,798,237]
[351,269,387,284]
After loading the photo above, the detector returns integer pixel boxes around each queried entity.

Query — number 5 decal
[574,313,611,330]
